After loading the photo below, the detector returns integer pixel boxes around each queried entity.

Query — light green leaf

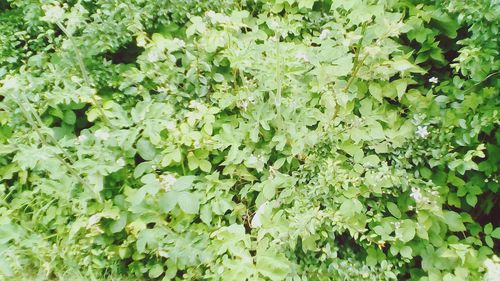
[387,202,401,219]
[136,138,156,160]
[177,192,200,214]
[443,211,466,232]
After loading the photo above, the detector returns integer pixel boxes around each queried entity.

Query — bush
[0,0,498,280]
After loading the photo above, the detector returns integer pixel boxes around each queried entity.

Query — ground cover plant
[0,0,499,280]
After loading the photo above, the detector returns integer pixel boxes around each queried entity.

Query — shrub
[0,0,498,280]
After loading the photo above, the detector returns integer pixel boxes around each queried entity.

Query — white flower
[410,187,423,202]
[77,134,88,143]
[189,100,202,109]
[173,38,186,48]
[416,126,429,138]
[394,222,401,229]
[94,129,110,140]
[165,121,176,130]
[116,158,126,167]
[205,10,216,19]
[147,50,160,62]
[160,174,177,190]
[240,100,249,110]
[295,52,309,62]
[484,257,500,281]
[319,29,331,40]
[429,77,439,84]
[42,5,65,23]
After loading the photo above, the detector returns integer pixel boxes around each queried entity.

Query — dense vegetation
[0,0,499,280]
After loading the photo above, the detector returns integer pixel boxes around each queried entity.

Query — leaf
[0,256,13,277]
[136,138,156,160]
[400,246,412,258]
[485,235,494,248]
[396,220,416,243]
[158,192,177,213]
[443,211,466,232]
[172,176,196,191]
[256,253,290,280]
[297,0,315,9]
[339,198,363,217]
[177,192,200,214]
[465,194,477,207]
[110,213,127,233]
[369,83,383,102]
[149,264,164,279]
[484,223,493,234]
[199,160,212,172]
[386,202,401,219]
[491,228,500,239]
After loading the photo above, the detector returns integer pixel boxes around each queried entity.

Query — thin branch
[8,92,100,200]
[56,22,112,127]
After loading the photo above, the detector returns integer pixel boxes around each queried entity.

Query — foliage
[0,0,498,280]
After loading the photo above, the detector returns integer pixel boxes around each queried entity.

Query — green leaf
[177,192,200,214]
[484,223,493,234]
[136,138,156,160]
[491,228,500,239]
[172,176,196,191]
[256,253,290,280]
[199,160,212,172]
[485,235,494,248]
[465,194,477,207]
[386,202,401,219]
[443,211,466,232]
[298,0,315,9]
[396,220,416,243]
[369,83,383,102]
[158,192,177,213]
[149,264,164,279]
[110,213,127,233]
[400,246,412,258]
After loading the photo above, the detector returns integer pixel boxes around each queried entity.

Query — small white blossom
[205,10,216,19]
[240,100,249,110]
[160,174,177,190]
[189,100,202,109]
[295,52,309,62]
[410,187,423,202]
[165,121,176,130]
[173,38,186,48]
[429,77,439,84]
[319,29,331,40]
[116,158,126,167]
[147,50,160,62]
[394,222,401,229]
[42,5,65,23]
[77,134,88,143]
[94,129,110,140]
[416,126,429,138]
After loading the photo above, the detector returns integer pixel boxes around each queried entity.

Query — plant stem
[8,92,96,197]
[56,22,112,127]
